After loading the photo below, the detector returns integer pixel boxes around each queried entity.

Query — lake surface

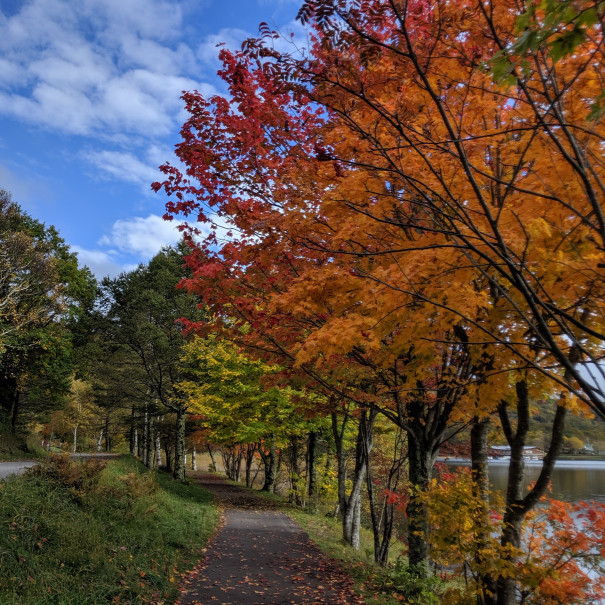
[444,459,605,503]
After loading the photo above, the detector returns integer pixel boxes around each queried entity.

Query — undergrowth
[0,454,218,604]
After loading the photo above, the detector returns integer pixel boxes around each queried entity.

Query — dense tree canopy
[153,0,605,602]
[0,189,96,434]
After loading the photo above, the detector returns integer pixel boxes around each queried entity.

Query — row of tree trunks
[222,445,243,482]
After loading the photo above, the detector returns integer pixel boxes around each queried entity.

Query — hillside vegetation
[0,455,218,604]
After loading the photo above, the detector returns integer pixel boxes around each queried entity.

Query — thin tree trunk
[496,381,567,605]
[155,431,162,468]
[308,431,318,498]
[142,404,149,465]
[366,420,402,566]
[164,442,173,472]
[342,415,370,549]
[173,406,186,481]
[9,390,20,432]
[245,443,256,487]
[207,444,217,471]
[290,437,302,504]
[332,412,347,519]
[105,416,111,452]
[129,405,137,455]
[192,448,197,470]
[261,439,277,492]
[144,412,153,468]
[72,424,78,453]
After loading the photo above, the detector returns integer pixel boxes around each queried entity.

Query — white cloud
[71,245,133,278]
[84,150,161,188]
[197,27,252,68]
[0,0,211,137]
[73,213,190,277]
[98,214,183,257]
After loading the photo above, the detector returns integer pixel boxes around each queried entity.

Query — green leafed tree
[100,245,203,479]
[0,189,96,439]
[179,334,309,491]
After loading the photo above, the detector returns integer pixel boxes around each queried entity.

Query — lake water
[444,459,605,503]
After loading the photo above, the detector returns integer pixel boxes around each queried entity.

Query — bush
[388,561,445,604]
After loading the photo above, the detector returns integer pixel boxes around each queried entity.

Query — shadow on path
[177,472,364,605]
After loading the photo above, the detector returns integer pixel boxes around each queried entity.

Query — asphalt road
[0,454,121,480]
[0,460,38,479]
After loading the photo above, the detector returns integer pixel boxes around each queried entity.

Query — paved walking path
[177,472,364,605]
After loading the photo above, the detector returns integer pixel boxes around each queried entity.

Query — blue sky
[0,0,305,277]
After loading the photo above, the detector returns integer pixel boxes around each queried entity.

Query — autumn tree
[154,0,605,595]
[180,334,313,491]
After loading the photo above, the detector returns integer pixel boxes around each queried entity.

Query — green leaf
[550,26,586,61]
[513,29,539,55]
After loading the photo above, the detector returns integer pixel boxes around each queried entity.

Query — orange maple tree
[154,0,605,600]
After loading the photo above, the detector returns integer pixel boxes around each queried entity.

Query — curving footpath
[177,472,364,605]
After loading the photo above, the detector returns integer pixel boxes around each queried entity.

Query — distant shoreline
[439,457,605,469]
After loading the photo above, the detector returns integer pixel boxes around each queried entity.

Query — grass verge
[0,455,218,604]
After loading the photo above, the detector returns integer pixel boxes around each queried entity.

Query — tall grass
[0,455,218,604]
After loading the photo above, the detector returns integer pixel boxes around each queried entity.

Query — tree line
[150,1,605,603]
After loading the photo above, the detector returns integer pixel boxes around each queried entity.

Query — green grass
[0,455,219,604]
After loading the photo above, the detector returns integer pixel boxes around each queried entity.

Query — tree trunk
[290,437,302,504]
[192,448,197,470]
[245,443,256,487]
[222,446,243,482]
[142,405,149,465]
[496,381,567,605]
[471,416,497,605]
[155,431,162,468]
[366,420,402,567]
[173,406,186,481]
[9,390,20,432]
[105,416,111,452]
[164,441,173,472]
[144,412,153,468]
[341,414,371,550]
[261,439,277,492]
[308,431,318,498]
[97,429,104,452]
[332,412,348,520]
[129,405,137,456]
[207,444,217,471]
[406,424,434,572]
[72,424,78,453]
